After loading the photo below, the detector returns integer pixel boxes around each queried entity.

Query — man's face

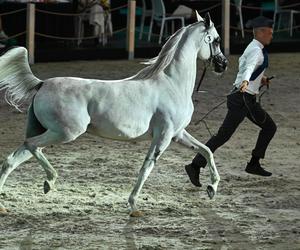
[261,27,273,45]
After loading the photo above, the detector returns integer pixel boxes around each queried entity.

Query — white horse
[0,12,227,216]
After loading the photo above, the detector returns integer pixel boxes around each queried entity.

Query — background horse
[0,12,227,216]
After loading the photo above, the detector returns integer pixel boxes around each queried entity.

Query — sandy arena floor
[0,53,299,249]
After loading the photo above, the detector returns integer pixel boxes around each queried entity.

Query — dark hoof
[206,185,215,199]
[130,210,144,217]
[44,180,51,194]
[0,207,8,215]
[185,164,202,187]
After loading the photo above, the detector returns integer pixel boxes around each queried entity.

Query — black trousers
[192,90,277,168]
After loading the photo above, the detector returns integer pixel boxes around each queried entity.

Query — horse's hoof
[0,207,8,216]
[44,180,51,194]
[206,185,215,199]
[130,210,143,217]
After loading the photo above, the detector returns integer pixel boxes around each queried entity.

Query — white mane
[132,27,188,80]
[132,22,206,81]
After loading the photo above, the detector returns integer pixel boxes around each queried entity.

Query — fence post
[127,0,136,60]
[222,0,230,56]
[26,3,35,64]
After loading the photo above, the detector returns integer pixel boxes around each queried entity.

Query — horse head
[195,12,228,74]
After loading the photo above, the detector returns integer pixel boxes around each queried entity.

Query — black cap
[245,16,274,29]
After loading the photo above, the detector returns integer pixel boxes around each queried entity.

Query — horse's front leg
[128,128,173,217]
[174,129,220,199]
[128,157,155,217]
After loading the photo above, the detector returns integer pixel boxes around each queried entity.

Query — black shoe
[185,164,202,187]
[245,162,272,177]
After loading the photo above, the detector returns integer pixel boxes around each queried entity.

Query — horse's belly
[87,121,151,141]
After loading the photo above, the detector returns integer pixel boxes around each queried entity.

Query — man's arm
[240,80,249,92]
[261,75,273,86]
[238,48,262,92]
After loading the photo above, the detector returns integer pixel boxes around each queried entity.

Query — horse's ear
[195,10,203,22]
[204,12,211,29]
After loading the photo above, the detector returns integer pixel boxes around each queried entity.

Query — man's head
[246,16,274,45]
[253,27,273,45]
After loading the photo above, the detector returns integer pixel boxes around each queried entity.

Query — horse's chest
[172,101,194,127]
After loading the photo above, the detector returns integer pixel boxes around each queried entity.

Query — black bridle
[196,36,225,92]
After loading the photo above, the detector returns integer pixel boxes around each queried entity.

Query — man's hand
[240,80,249,92]
[261,76,271,86]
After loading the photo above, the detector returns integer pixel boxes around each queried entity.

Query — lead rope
[194,87,240,136]
[194,82,271,135]
[194,66,270,134]
[258,82,270,104]
[194,64,227,136]
[194,36,212,135]
[196,66,207,92]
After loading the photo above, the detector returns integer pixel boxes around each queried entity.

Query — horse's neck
[164,32,200,96]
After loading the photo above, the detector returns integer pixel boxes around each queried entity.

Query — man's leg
[186,95,247,186]
[245,102,277,176]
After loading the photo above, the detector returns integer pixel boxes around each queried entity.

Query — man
[76,0,112,45]
[185,16,277,187]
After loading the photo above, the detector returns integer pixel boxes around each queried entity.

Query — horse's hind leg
[0,104,44,193]
[0,145,32,193]
[24,130,71,194]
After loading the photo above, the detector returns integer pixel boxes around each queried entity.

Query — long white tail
[0,47,42,111]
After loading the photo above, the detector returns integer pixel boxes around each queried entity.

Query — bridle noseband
[207,36,227,70]
[196,27,227,92]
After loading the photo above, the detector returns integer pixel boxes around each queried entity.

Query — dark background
[1,0,299,61]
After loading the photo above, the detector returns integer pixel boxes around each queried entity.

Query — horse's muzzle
[212,54,228,73]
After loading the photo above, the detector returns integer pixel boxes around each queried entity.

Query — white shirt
[234,39,266,95]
